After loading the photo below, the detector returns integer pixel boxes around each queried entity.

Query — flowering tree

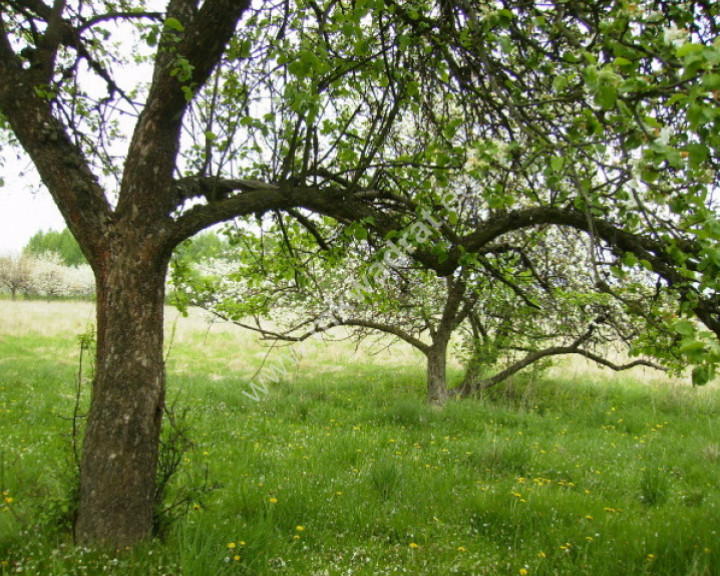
[0,252,95,299]
[180,215,668,404]
[0,253,33,300]
[28,252,94,298]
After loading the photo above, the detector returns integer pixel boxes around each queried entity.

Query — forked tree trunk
[74,247,169,547]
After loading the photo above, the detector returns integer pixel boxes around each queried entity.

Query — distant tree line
[0,229,227,301]
[0,252,94,300]
[24,228,87,266]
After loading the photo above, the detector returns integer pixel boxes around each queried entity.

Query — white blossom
[663,23,689,49]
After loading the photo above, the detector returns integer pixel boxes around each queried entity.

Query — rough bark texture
[425,277,468,405]
[426,341,449,406]
[73,236,169,546]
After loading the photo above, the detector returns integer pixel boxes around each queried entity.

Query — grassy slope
[0,301,719,575]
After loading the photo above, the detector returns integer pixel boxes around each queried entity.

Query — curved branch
[77,11,164,33]
[202,306,431,354]
[453,336,665,397]
[339,319,431,354]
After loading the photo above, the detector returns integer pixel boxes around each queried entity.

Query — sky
[0,163,65,254]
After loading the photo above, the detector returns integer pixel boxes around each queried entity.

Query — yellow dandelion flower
[233,555,241,561]
[538,552,546,558]
[457,546,466,552]
[296,526,304,531]
[269,497,278,503]
[227,542,236,549]
[519,569,529,575]
[409,542,419,549]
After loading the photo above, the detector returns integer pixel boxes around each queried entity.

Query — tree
[452,227,675,395]
[185,216,666,403]
[1,0,719,548]
[0,253,33,299]
[27,252,95,299]
[0,0,432,546]
[184,225,474,404]
[173,230,227,264]
[24,228,86,266]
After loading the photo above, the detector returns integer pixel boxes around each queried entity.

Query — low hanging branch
[452,327,667,397]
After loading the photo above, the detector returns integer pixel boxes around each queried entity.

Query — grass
[1,301,720,575]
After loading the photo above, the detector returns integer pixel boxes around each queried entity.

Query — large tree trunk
[74,246,169,547]
[426,337,450,406]
[425,277,469,406]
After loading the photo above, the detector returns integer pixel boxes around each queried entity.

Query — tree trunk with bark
[74,239,171,546]
[425,277,469,406]
[426,337,450,405]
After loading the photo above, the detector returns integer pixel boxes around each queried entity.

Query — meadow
[1,301,719,575]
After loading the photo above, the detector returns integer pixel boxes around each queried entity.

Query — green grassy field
[1,301,719,575]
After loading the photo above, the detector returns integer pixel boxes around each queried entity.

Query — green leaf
[679,338,707,363]
[672,319,696,337]
[145,28,159,47]
[237,39,252,59]
[595,84,617,110]
[613,56,632,67]
[550,155,564,172]
[703,73,720,90]
[552,74,568,92]
[675,43,704,58]
[687,143,709,169]
[181,85,194,102]
[164,17,185,32]
[692,364,714,386]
